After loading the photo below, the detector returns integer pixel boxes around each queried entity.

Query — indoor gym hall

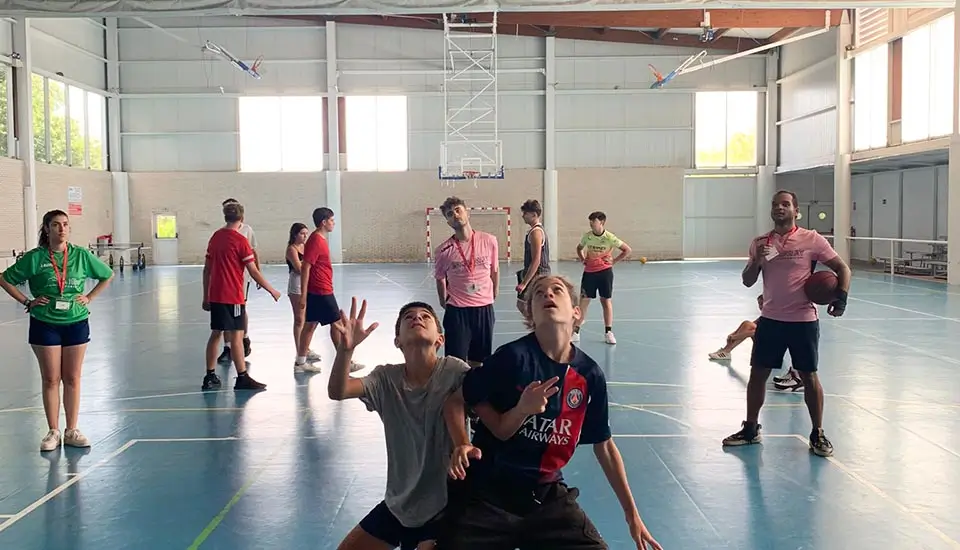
[0,3,958,550]
[0,262,958,549]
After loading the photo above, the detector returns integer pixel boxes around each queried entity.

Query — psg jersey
[462,333,612,487]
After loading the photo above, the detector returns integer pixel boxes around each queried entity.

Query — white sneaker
[306,350,321,362]
[294,361,323,373]
[63,428,90,448]
[604,331,617,345]
[349,361,365,373]
[40,429,62,452]
[572,332,581,343]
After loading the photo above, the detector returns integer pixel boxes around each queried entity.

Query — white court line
[647,443,725,542]
[838,398,960,461]
[612,433,800,438]
[135,437,240,442]
[833,324,960,366]
[848,296,960,323]
[612,402,692,429]
[790,434,960,548]
[0,439,138,534]
[607,381,688,388]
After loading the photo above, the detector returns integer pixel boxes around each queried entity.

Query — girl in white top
[286,223,322,371]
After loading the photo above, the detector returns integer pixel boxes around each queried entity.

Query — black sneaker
[202,371,222,391]
[217,347,231,365]
[809,428,834,457]
[722,421,762,447]
[235,372,266,391]
[243,338,252,358]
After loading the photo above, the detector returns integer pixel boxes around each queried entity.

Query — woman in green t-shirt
[0,209,114,453]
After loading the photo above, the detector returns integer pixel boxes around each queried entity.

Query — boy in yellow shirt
[574,211,631,345]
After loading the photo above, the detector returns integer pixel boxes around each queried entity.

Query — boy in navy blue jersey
[440,274,662,550]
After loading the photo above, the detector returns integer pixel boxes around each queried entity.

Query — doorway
[152,213,179,265]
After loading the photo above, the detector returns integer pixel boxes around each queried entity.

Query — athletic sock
[605,326,612,333]
[296,356,307,364]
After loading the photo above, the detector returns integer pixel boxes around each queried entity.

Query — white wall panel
[779,110,837,169]
[30,18,105,90]
[900,168,937,255]
[121,98,237,133]
[683,176,757,257]
[122,133,237,172]
[851,174,872,260]
[777,30,839,171]
[936,165,948,238]
[0,20,11,54]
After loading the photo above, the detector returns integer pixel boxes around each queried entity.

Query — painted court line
[834,324,960,366]
[790,435,960,548]
[612,402,692,429]
[186,410,311,549]
[0,439,138,534]
[848,296,960,323]
[838,398,960,461]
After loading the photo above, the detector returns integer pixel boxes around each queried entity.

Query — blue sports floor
[0,260,958,549]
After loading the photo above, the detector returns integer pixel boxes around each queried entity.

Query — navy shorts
[29,317,90,347]
[210,303,245,332]
[581,268,614,299]
[750,317,820,373]
[359,501,443,549]
[443,304,494,363]
[306,293,341,326]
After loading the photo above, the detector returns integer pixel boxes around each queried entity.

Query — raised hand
[331,297,379,352]
[517,376,560,415]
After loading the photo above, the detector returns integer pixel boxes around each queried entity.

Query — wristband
[834,289,848,305]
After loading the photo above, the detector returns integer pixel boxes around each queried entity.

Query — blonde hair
[521,274,578,329]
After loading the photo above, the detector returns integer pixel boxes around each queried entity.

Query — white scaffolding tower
[439,13,503,180]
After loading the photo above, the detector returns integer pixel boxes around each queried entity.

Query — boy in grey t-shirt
[328,297,469,550]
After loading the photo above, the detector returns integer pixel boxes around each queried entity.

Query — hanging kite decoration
[202,40,263,80]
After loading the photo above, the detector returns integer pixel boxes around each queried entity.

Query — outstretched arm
[594,439,662,549]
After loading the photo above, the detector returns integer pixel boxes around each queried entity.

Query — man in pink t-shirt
[722,189,850,459]
[434,196,500,366]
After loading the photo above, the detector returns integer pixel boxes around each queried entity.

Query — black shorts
[580,268,614,299]
[210,303,245,332]
[359,501,443,549]
[438,480,607,550]
[306,293,341,326]
[750,316,820,372]
[28,317,90,347]
[443,304,495,363]
[517,268,550,300]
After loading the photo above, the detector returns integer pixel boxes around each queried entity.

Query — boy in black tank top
[516,199,551,313]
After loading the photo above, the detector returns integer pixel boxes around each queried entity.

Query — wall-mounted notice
[67,186,83,215]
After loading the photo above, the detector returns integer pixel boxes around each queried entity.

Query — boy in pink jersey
[723,190,850,458]
[434,197,500,367]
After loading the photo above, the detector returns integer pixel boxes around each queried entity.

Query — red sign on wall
[68,202,82,216]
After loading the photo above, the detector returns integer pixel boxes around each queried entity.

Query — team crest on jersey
[566,388,584,409]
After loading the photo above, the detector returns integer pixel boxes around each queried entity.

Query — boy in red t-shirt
[202,202,281,391]
[295,207,362,373]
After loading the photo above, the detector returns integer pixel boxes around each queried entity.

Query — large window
[902,13,954,142]
[694,91,759,168]
[853,43,889,151]
[345,96,408,171]
[31,73,106,169]
[238,96,324,172]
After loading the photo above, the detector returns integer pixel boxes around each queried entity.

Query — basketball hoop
[463,170,479,180]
